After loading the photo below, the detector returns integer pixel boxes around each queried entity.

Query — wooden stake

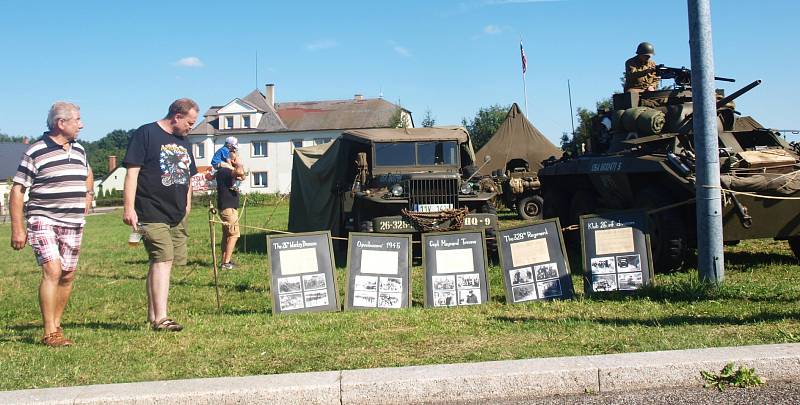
[208,204,221,312]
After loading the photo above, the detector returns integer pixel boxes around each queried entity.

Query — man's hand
[123,208,139,230]
[10,227,26,250]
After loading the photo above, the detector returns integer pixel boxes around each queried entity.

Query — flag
[520,40,527,75]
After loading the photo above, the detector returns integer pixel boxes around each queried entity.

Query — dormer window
[243,115,251,128]
[225,116,234,129]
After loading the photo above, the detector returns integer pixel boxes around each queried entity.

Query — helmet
[636,42,655,56]
[225,136,239,149]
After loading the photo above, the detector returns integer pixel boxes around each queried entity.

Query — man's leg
[39,260,63,335]
[53,271,75,329]
[222,235,238,264]
[148,260,173,323]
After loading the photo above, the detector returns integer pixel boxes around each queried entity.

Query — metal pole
[568,80,576,137]
[208,205,221,311]
[688,0,724,283]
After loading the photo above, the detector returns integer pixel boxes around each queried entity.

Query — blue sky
[1,0,797,144]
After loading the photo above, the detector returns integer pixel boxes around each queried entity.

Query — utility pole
[688,0,724,283]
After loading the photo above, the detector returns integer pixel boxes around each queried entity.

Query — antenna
[567,80,576,136]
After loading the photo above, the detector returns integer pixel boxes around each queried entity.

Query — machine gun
[655,65,735,87]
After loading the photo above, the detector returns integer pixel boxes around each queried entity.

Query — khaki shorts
[220,208,240,238]
[140,217,188,265]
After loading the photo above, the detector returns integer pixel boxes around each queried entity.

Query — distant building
[188,84,413,193]
[0,143,30,215]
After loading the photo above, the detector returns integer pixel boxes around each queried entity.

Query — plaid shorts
[27,217,84,272]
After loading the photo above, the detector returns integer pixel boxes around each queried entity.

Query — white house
[97,166,126,197]
[0,143,30,216]
[188,84,413,194]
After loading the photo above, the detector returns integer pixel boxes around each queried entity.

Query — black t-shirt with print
[216,168,240,210]
[123,122,197,226]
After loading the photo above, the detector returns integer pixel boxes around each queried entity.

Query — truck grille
[406,178,459,211]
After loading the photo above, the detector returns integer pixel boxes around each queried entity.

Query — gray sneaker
[221,262,235,270]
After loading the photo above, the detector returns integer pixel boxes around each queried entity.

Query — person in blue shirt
[211,136,238,171]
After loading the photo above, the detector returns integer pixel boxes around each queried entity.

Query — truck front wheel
[517,195,544,221]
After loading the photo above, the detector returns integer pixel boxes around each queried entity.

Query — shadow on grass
[576,278,799,304]
[725,250,797,267]
[492,310,800,328]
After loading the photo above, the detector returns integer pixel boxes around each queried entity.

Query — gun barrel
[716,80,761,109]
[714,76,735,82]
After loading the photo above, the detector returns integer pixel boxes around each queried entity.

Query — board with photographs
[580,210,654,295]
[345,233,412,310]
[497,219,574,303]
[267,231,339,314]
[422,230,489,308]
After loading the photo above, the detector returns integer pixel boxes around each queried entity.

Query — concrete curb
[3,343,799,404]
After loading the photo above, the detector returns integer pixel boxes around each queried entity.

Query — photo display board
[580,211,654,295]
[422,230,489,308]
[345,233,412,310]
[267,231,339,314]
[497,219,574,303]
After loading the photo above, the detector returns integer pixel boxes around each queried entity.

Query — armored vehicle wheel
[788,236,800,261]
[566,190,598,244]
[542,188,570,225]
[635,188,688,273]
[517,195,544,221]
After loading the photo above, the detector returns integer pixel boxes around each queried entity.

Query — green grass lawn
[1,201,799,390]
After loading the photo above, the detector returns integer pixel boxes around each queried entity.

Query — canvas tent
[475,103,562,175]
[288,127,477,235]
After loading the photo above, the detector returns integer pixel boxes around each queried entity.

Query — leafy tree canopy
[420,109,436,128]
[462,104,510,151]
[561,98,612,156]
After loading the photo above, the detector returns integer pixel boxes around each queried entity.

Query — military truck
[490,159,544,220]
[539,66,800,272]
[288,127,499,252]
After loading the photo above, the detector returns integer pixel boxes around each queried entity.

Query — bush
[191,192,289,208]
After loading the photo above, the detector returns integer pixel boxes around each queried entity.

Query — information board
[267,231,339,314]
[345,233,412,310]
[422,230,489,308]
[497,219,574,303]
[580,211,654,295]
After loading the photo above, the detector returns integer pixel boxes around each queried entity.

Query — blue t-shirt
[211,145,231,168]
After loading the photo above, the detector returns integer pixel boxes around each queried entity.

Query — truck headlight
[460,182,474,195]
[390,183,404,197]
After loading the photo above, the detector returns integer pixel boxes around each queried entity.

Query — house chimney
[354,94,364,101]
[265,83,275,107]
[108,155,117,173]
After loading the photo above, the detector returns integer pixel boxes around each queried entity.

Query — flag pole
[520,39,529,117]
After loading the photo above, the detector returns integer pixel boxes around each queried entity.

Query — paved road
[488,380,799,405]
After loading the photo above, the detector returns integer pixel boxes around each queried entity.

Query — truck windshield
[374,141,459,167]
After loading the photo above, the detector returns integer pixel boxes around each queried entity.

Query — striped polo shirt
[13,133,89,226]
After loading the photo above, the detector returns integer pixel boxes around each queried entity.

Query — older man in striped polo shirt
[9,101,93,347]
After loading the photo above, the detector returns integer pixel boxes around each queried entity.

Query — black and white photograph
[433,290,457,307]
[432,275,456,291]
[509,267,533,286]
[304,290,330,307]
[378,292,402,309]
[456,273,480,289]
[278,276,302,294]
[592,274,618,292]
[590,256,617,275]
[537,279,563,298]
[617,272,644,290]
[354,275,378,291]
[615,254,642,273]
[353,291,378,307]
[379,277,402,293]
[279,292,304,311]
[302,273,327,291]
[458,288,481,305]
[512,284,538,302]
[534,262,559,281]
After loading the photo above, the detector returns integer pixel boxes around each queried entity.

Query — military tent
[475,103,562,175]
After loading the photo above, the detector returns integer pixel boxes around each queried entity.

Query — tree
[0,129,26,143]
[83,129,135,178]
[387,107,410,128]
[462,104,510,150]
[561,98,612,155]
[420,109,436,128]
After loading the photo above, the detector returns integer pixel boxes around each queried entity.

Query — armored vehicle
[288,127,499,250]
[539,66,800,272]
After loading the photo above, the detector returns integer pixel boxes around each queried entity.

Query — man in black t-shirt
[122,98,198,332]
[216,159,243,270]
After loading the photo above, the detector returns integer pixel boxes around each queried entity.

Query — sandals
[151,318,184,332]
[41,330,73,347]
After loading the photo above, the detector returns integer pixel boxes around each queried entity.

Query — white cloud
[306,39,339,51]
[483,24,502,34]
[394,46,411,57]
[172,56,204,68]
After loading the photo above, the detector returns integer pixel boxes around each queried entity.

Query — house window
[252,172,268,188]
[243,115,251,128]
[314,138,332,145]
[252,141,268,157]
[225,116,234,129]
[196,143,205,159]
[291,139,303,154]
